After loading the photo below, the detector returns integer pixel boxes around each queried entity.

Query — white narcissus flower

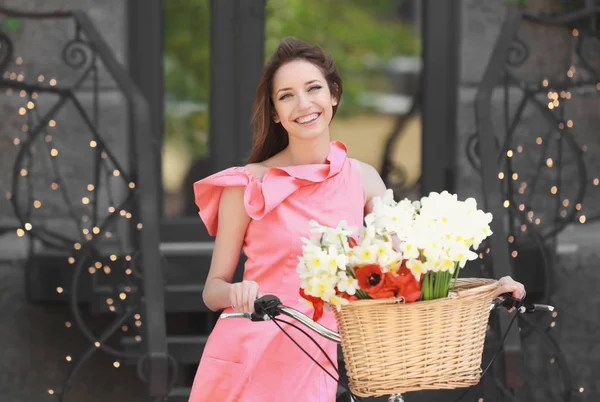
[406,258,423,281]
[336,271,358,295]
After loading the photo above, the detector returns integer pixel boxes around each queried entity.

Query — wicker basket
[334,278,499,397]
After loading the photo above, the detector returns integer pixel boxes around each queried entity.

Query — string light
[6,58,146,399]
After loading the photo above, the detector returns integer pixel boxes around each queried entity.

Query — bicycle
[220,292,555,402]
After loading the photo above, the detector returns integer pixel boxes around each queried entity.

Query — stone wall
[0,2,145,402]
[457,1,600,400]
[0,0,129,242]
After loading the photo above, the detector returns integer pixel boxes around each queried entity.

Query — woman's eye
[309,85,322,91]
[279,94,291,100]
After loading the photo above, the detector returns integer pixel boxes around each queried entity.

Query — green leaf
[6,18,21,32]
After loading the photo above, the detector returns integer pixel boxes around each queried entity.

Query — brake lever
[491,292,555,313]
[491,292,523,311]
[254,294,283,317]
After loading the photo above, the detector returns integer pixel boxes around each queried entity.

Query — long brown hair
[247,37,343,164]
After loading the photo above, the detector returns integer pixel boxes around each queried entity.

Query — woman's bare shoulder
[352,159,387,203]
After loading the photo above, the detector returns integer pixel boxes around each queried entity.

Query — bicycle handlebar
[219,293,554,344]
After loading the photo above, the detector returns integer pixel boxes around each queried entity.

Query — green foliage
[0,17,21,32]
[265,0,419,115]
[163,0,419,156]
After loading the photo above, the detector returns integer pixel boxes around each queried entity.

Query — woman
[189,37,526,402]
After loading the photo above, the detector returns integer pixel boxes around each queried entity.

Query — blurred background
[1,0,599,401]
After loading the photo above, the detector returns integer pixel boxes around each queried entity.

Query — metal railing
[1,7,170,400]
[470,4,600,401]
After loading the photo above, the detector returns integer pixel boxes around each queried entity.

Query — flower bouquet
[296,190,499,397]
[297,190,493,320]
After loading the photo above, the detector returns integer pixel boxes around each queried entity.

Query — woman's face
[271,59,338,141]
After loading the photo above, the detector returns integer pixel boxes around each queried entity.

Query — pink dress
[189,141,364,402]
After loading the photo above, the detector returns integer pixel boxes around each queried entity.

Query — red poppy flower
[380,265,421,302]
[356,264,385,292]
[299,288,325,322]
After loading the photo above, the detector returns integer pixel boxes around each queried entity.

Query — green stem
[356,289,370,299]
[451,262,461,292]
[428,272,434,300]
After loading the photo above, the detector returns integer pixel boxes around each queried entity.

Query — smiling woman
[189,37,387,402]
[247,37,344,165]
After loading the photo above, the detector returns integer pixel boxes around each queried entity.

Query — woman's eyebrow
[275,80,321,95]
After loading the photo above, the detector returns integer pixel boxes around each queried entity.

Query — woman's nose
[296,93,311,109]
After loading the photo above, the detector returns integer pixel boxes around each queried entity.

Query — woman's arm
[356,160,387,215]
[202,186,253,312]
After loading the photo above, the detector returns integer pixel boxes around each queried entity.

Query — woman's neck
[283,135,332,166]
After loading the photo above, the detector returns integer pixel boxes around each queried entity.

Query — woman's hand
[493,276,526,313]
[230,280,262,313]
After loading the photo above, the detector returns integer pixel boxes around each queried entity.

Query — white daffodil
[336,271,358,295]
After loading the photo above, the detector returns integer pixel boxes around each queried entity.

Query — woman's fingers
[230,281,260,312]
[244,282,254,313]
[495,276,526,300]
